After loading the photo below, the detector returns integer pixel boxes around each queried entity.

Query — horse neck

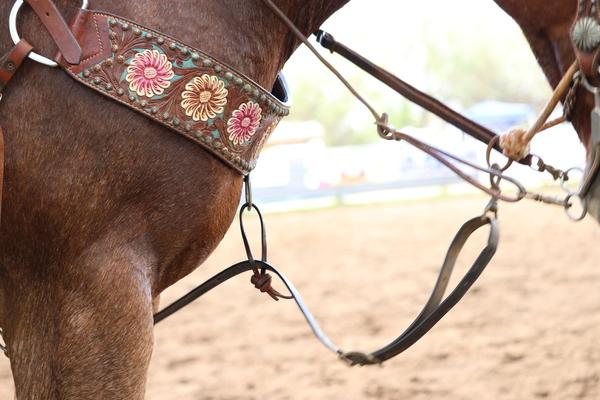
[494,0,590,147]
[1,0,349,88]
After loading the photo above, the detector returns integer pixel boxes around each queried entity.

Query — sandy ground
[0,194,599,399]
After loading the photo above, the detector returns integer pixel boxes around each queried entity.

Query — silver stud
[572,17,600,52]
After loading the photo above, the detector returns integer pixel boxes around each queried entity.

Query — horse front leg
[2,245,154,400]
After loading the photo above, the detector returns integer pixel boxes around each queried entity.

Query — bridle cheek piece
[0,0,597,367]
[572,0,600,198]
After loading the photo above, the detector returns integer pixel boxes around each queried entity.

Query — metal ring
[486,136,513,172]
[560,167,584,193]
[9,0,89,67]
[564,192,588,222]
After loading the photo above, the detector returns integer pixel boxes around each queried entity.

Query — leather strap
[0,39,34,95]
[572,1,600,83]
[154,211,499,367]
[24,0,82,65]
[315,31,534,167]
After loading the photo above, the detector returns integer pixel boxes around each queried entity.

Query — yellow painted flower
[181,74,228,121]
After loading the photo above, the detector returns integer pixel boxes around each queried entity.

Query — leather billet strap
[55,10,290,175]
[0,39,33,95]
[24,0,82,64]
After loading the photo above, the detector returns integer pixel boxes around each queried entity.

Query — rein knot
[251,271,292,301]
[499,128,530,161]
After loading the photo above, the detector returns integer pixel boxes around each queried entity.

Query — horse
[0,0,348,398]
[0,0,597,399]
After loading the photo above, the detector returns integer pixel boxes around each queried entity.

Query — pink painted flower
[126,49,174,98]
[227,102,262,145]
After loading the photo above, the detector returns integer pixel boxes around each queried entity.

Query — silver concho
[572,17,600,52]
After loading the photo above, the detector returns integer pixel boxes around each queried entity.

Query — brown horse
[496,0,600,219]
[0,0,597,399]
[0,1,348,398]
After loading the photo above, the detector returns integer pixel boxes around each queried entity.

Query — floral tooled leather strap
[57,10,290,175]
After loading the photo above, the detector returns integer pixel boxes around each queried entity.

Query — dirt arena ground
[0,194,599,399]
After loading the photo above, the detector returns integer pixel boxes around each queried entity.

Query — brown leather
[572,1,600,83]
[56,10,290,175]
[24,0,82,64]
[0,39,34,93]
[315,31,535,166]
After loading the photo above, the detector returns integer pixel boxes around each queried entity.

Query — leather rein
[0,0,597,366]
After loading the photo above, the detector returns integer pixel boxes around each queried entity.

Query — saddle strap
[154,214,499,367]
[0,39,33,95]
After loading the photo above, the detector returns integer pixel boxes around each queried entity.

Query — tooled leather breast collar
[5,3,291,175]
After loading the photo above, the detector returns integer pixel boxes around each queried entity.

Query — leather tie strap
[0,39,33,95]
[24,0,82,65]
